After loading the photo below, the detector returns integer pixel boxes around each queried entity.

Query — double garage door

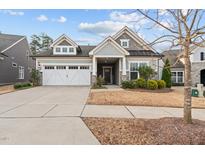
[42,65,91,86]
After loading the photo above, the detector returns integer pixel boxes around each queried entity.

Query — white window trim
[19,66,24,79]
[120,39,129,48]
[53,46,76,55]
[129,61,149,80]
[171,71,184,83]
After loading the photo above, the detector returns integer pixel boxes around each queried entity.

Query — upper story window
[69,47,74,53]
[54,46,76,55]
[200,52,204,61]
[62,47,68,53]
[120,39,129,48]
[56,47,61,52]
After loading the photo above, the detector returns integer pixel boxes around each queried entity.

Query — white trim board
[51,34,78,47]
[89,36,130,56]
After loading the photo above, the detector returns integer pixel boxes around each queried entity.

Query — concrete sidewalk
[81,105,205,120]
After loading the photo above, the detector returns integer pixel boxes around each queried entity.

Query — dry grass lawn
[87,89,205,108]
[83,117,205,145]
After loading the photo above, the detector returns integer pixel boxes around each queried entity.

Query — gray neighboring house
[33,26,163,86]
[162,50,184,85]
[162,47,205,86]
[0,33,33,85]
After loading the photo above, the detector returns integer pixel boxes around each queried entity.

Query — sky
[0,9,182,52]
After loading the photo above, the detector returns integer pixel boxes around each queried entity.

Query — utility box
[192,89,199,97]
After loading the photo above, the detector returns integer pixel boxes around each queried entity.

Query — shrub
[14,83,22,89]
[157,80,166,89]
[31,69,41,86]
[135,78,146,88]
[121,80,136,89]
[14,82,32,89]
[92,77,105,89]
[147,80,158,90]
[138,65,156,81]
[161,59,171,88]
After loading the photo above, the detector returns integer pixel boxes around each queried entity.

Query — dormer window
[69,47,74,53]
[56,47,61,52]
[62,47,68,53]
[120,39,129,48]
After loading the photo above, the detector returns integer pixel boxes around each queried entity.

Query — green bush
[31,69,41,86]
[161,59,171,88]
[14,82,32,89]
[157,80,166,89]
[14,83,22,89]
[138,65,156,81]
[121,80,136,89]
[92,77,105,89]
[147,80,158,90]
[135,78,146,88]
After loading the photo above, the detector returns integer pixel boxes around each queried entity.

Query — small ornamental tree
[138,65,155,81]
[161,59,171,88]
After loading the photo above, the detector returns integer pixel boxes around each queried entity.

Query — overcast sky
[0,9,178,52]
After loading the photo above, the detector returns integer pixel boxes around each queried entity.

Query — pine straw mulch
[82,117,205,145]
[87,89,205,108]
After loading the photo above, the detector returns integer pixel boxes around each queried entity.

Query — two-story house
[33,26,163,86]
[162,46,205,86]
[0,33,33,85]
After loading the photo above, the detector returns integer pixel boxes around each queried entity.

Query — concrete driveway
[0,86,99,144]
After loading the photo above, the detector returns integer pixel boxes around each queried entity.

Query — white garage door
[42,65,91,85]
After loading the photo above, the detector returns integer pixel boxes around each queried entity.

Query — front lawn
[87,89,205,108]
[83,117,205,144]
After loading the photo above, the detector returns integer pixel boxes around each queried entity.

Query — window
[120,39,129,48]
[171,71,184,83]
[45,66,55,70]
[130,62,148,80]
[56,47,61,52]
[12,62,17,67]
[56,66,66,69]
[62,47,67,53]
[200,52,204,61]
[69,47,74,53]
[80,66,89,70]
[177,72,183,83]
[69,66,78,69]
[171,72,177,83]
[19,66,24,79]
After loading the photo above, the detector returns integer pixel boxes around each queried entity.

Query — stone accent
[191,62,205,86]
[91,75,97,85]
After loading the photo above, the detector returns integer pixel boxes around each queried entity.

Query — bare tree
[136,9,205,124]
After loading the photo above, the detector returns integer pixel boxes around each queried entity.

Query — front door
[103,67,112,84]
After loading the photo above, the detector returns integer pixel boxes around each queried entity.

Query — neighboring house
[33,26,163,86]
[0,34,32,85]
[162,47,205,86]
[162,50,185,85]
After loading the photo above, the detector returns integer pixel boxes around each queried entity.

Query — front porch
[91,56,127,85]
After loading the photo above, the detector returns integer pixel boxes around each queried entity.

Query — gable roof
[162,49,184,68]
[50,34,78,47]
[113,26,154,51]
[0,33,25,53]
[89,36,130,56]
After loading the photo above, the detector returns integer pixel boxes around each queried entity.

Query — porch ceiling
[97,57,119,63]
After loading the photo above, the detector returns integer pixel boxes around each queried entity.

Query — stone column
[91,56,97,85]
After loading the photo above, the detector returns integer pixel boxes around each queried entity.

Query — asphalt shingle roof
[33,47,162,57]
[0,33,24,52]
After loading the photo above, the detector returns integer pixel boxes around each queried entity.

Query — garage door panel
[42,65,90,86]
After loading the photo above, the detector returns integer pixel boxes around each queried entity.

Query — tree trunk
[183,41,192,124]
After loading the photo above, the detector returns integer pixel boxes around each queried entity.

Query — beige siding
[95,43,124,56]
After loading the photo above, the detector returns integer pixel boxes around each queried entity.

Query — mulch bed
[127,88,173,93]
[82,117,205,145]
